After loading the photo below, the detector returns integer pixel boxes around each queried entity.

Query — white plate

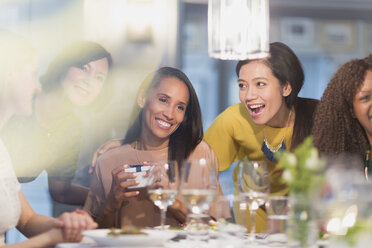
[83,229,176,247]
[153,225,185,235]
[154,225,219,239]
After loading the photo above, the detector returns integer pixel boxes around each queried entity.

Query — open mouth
[75,85,88,95]
[248,104,265,117]
[156,118,172,129]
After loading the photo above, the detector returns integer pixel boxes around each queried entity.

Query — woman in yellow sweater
[204,42,318,232]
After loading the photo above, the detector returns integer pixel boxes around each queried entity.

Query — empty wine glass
[147,160,179,230]
[236,160,270,242]
[180,158,217,241]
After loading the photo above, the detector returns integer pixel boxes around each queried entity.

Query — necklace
[133,141,168,164]
[261,110,292,162]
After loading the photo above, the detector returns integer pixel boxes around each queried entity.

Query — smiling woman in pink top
[84,67,222,228]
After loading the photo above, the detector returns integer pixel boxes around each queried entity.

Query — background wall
[2,0,372,243]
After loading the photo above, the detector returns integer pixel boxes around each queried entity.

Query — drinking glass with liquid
[181,158,217,242]
[266,196,290,246]
[236,160,270,243]
[147,160,179,230]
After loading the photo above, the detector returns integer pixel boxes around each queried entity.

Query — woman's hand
[56,210,98,242]
[104,164,140,213]
[89,139,123,174]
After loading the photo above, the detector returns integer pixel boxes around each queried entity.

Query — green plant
[276,136,326,247]
[276,136,326,195]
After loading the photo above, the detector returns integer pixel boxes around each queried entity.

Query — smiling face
[8,55,41,116]
[353,70,372,143]
[238,61,292,127]
[140,76,189,146]
[61,57,109,106]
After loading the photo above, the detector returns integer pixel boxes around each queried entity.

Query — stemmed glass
[215,195,249,237]
[147,160,179,230]
[180,158,217,241]
[236,160,270,242]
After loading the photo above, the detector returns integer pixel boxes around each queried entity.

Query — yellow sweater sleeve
[204,105,244,172]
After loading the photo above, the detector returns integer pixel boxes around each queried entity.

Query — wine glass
[215,195,249,237]
[180,158,217,241]
[318,154,365,236]
[147,160,179,230]
[236,160,270,242]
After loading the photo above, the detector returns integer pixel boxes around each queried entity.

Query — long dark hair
[235,42,318,149]
[40,41,113,109]
[41,41,112,91]
[123,67,203,167]
[313,57,372,154]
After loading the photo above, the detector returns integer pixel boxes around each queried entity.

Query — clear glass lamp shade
[208,0,270,60]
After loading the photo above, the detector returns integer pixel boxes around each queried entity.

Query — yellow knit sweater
[204,103,292,232]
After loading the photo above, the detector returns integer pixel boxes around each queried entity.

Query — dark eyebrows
[96,72,106,77]
[254,77,268,81]
[359,90,372,94]
[156,93,187,106]
[238,76,268,83]
[156,93,169,98]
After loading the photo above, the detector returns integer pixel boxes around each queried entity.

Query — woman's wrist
[103,195,121,214]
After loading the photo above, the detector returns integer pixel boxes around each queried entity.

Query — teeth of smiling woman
[249,104,264,109]
[76,85,88,95]
[157,119,171,127]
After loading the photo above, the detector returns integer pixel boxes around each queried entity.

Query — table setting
[57,138,372,248]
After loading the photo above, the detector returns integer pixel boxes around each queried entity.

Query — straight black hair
[123,67,203,167]
[40,41,112,92]
[235,42,317,149]
[236,42,304,109]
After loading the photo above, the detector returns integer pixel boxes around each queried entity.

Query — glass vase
[287,194,318,248]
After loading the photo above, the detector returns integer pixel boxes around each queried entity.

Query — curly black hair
[312,55,372,155]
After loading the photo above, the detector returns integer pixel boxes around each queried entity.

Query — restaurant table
[56,237,272,248]
[55,234,330,248]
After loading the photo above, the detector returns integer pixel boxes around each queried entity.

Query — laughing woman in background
[1,40,112,214]
[0,30,96,248]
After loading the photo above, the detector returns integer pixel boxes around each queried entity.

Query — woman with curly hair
[312,55,372,176]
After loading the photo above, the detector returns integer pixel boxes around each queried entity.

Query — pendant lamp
[208,0,270,60]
